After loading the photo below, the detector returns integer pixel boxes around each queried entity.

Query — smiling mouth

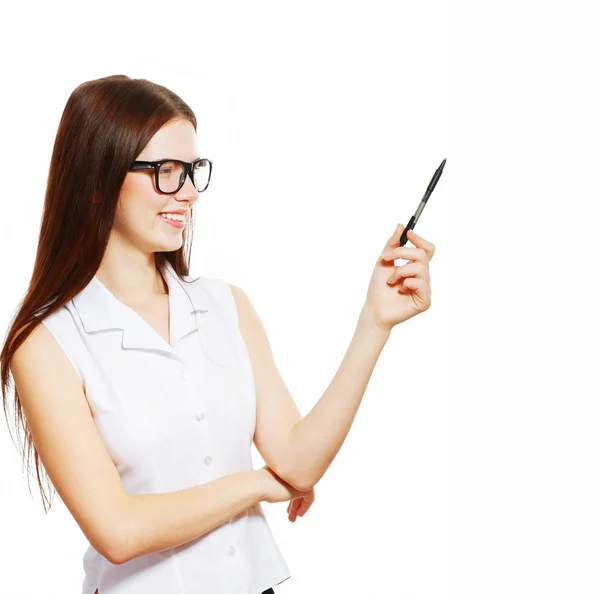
[158,214,186,227]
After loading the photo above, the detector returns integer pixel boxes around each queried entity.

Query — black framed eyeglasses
[129,158,213,194]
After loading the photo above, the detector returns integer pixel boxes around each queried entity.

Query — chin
[157,238,183,252]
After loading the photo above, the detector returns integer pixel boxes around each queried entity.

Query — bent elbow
[288,469,317,492]
[96,514,135,565]
[104,547,125,566]
[273,464,312,492]
[298,476,317,492]
[104,530,132,565]
[93,533,124,566]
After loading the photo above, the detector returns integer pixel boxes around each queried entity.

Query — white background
[0,1,597,593]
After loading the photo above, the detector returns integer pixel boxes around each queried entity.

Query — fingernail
[381,251,391,259]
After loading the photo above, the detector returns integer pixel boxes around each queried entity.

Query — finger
[386,263,428,285]
[289,499,301,521]
[295,500,306,518]
[381,246,429,266]
[405,229,435,261]
[402,277,431,310]
[382,223,405,253]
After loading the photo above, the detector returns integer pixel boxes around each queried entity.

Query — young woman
[0,74,434,594]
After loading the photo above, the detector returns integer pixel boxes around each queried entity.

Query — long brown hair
[1,74,200,512]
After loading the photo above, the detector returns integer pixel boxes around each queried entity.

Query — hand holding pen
[361,159,445,332]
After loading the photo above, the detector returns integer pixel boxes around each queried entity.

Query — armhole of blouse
[221,280,240,328]
[197,276,240,329]
[40,319,85,388]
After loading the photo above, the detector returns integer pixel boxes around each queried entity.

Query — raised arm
[229,284,389,492]
[229,223,433,492]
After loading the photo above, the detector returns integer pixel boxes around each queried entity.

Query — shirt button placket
[227,539,249,592]
[180,367,206,425]
[179,363,213,486]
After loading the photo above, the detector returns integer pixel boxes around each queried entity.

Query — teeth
[160,213,185,221]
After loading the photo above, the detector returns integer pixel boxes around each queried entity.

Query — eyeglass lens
[158,160,210,193]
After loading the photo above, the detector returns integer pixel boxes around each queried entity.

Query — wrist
[253,468,270,502]
[358,304,392,341]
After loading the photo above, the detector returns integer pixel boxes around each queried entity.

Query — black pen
[399,158,446,247]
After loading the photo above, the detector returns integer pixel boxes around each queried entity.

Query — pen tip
[440,158,446,168]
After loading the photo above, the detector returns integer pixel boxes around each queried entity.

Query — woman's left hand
[287,487,315,522]
[364,223,435,333]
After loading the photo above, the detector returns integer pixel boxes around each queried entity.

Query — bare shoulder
[226,280,282,380]
[228,283,248,317]
[227,283,264,342]
[11,321,72,380]
[12,321,84,401]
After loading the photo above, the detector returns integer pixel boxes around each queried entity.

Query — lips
[158,213,186,228]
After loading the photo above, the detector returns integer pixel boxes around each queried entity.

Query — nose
[176,171,200,203]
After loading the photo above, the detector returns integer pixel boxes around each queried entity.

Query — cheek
[115,190,163,232]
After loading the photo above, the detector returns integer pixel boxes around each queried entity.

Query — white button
[204,456,212,466]
[181,369,190,380]
[228,546,236,555]
[195,412,205,421]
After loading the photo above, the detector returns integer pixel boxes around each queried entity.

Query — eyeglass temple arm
[129,162,156,171]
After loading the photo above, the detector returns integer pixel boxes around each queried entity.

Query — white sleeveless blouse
[39,259,291,594]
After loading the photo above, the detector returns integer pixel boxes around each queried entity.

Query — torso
[89,285,262,594]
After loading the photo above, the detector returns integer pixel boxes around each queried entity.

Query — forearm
[114,469,266,564]
[285,306,391,490]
